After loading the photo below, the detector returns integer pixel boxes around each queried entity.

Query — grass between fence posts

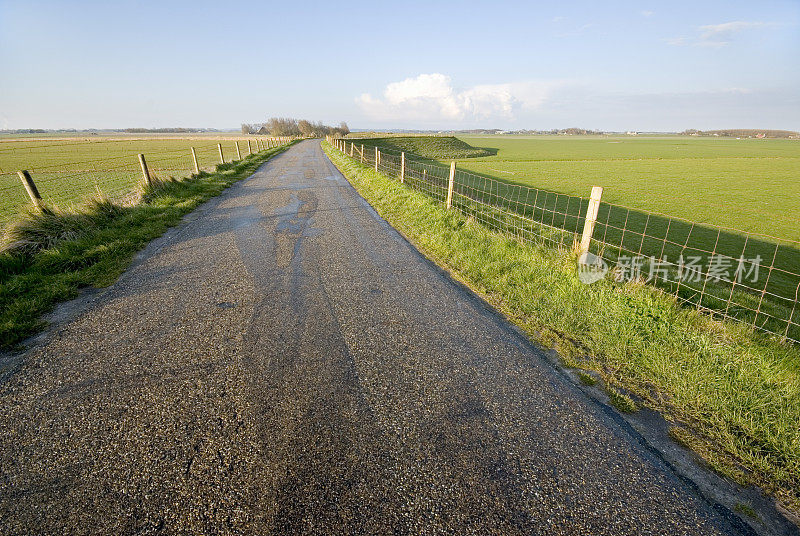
[322,140,800,516]
[0,142,294,350]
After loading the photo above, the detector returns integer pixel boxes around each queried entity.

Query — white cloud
[356,73,565,123]
[668,20,771,48]
[641,10,654,17]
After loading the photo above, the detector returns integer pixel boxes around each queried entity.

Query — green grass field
[455,135,800,242]
[456,136,800,340]
[345,134,800,341]
[0,136,274,230]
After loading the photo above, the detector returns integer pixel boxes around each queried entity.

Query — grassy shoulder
[0,143,292,350]
[322,141,800,515]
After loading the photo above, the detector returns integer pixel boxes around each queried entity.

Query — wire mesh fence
[0,137,293,231]
[331,138,800,344]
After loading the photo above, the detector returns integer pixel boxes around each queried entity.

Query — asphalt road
[0,140,746,535]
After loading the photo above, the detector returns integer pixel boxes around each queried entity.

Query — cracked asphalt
[0,140,746,535]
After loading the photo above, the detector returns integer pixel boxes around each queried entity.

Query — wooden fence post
[361,144,364,164]
[350,142,354,157]
[190,147,200,174]
[579,186,604,256]
[218,143,225,164]
[400,152,405,183]
[446,161,456,209]
[375,147,379,171]
[235,141,242,160]
[248,139,252,155]
[17,170,43,209]
[138,153,152,186]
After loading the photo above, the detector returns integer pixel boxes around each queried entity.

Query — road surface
[0,140,746,534]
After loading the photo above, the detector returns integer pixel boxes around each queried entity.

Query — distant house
[626,131,638,136]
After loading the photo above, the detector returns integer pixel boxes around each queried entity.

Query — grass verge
[0,143,292,350]
[322,141,800,515]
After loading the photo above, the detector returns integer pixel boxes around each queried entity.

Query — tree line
[242,118,350,137]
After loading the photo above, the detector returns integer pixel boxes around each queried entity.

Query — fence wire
[332,138,800,344]
[0,137,293,231]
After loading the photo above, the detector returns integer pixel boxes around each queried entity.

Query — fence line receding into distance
[328,136,800,345]
[0,137,295,229]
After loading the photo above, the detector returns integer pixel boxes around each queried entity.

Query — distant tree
[250,117,351,138]
[265,117,301,136]
[298,120,315,137]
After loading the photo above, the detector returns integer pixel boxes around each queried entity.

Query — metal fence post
[446,161,456,209]
[579,186,604,255]
[17,170,43,209]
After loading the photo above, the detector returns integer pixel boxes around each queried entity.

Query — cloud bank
[353,73,798,131]
[356,73,563,124]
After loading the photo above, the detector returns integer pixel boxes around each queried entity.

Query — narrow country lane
[0,140,745,535]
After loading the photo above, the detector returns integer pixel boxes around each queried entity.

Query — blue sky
[1,0,798,131]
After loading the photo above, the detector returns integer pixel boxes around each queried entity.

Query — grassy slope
[455,135,800,242]
[0,143,291,349]
[346,136,491,159]
[322,141,800,514]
